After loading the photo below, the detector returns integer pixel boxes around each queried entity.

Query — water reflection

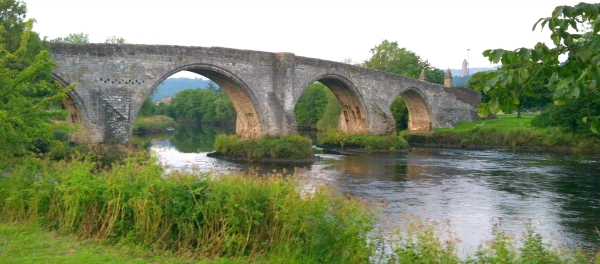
[135,125,600,254]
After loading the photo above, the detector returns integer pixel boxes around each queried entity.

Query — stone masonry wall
[50,43,481,143]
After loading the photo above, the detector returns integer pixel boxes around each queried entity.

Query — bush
[317,129,409,151]
[214,134,314,160]
[0,153,376,263]
[133,115,177,133]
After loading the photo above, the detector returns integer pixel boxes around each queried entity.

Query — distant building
[157,96,172,105]
[461,59,469,77]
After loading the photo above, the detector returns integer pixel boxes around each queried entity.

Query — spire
[418,69,426,81]
[444,68,453,87]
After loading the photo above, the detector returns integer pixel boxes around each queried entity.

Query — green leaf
[567,86,580,98]
[591,117,599,134]
[531,48,543,61]
[519,68,529,83]
[477,103,490,117]
[554,97,566,105]
[578,49,591,62]
[492,50,505,63]
[511,97,520,105]
[518,48,531,61]
[533,18,545,31]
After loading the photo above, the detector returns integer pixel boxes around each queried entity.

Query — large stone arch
[51,74,91,143]
[298,74,367,134]
[390,87,432,131]
[135,64,263,138]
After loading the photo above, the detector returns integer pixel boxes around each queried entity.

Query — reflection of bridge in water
[51,43,480,144]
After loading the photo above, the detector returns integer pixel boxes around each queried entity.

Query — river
[135,125,600,255]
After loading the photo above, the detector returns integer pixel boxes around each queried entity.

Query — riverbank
[0,153,376,263]
[403,114,600,154]
[3,147,600,263]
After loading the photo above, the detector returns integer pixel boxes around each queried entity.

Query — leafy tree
[363,40,445,85]
[316,89,342,130]
[206,81,220,93]
[0,19,73,164]
[0,0,45,69]
[167,88,235,124]
[531,90,600,134]
[475,2,600,132]
[138,97,155,117]
[51,32,89,44]
[104,36,127,44]
[294,82,330,128]
[390,97,408,131]
[466,71,492,104]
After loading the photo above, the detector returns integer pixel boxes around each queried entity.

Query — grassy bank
[212,134,315,161]
[404,114,600,152]
[1,151,599,263]
[317,129,409,152]
[0,223,198,264]
[133,115,177,134]
[0,152,375,263]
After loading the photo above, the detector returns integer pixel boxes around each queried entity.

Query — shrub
[0,152,376,263]
[214,134,313,160]
[133,115,177,133]
[317,129,409,151]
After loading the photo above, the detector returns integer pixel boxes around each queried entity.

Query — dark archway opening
[294,76,366,134]
[391,89,431,132]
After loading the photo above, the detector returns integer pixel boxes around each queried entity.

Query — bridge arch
[139,64,263,138]
[298,74,367,134]
[390,87,432,131]
[51,74,90,143]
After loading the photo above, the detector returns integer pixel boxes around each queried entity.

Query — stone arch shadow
[138,64,264,138]
[390,87,432,131]
[51,74,90,143]
[298,74,368,134]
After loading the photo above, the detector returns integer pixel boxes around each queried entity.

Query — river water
[136,125,600,255]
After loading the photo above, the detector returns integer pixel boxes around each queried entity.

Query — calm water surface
[136,125,600,254]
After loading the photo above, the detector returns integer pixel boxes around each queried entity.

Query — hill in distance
[151,78,218,102]
[449,66,500,78]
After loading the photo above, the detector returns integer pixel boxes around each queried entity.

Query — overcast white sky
[25,0,582,70]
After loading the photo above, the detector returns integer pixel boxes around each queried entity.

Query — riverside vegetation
[2,152,600,263]
[404,114,600,153]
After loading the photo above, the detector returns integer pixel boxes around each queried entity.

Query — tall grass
[317,129,409,152]
[213,134,314,160]
[0,152,375,263]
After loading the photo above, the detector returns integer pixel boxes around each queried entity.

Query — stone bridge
[50,43,481,144]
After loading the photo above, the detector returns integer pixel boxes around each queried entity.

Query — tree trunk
[517,104,522,118]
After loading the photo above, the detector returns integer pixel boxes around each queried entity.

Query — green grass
[437,114,539,132]
[317,129,409,152]
[213,134,314,160]
[0,223,208,264]
[0,152,375,263]
[404,113,600,151]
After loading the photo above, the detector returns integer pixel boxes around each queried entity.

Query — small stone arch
[393,88,432,131]
[52,74,89,143]
[299,74,367,134]
[140,64,263,138]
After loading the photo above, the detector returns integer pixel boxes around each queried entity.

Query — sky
[24,0,583,72]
